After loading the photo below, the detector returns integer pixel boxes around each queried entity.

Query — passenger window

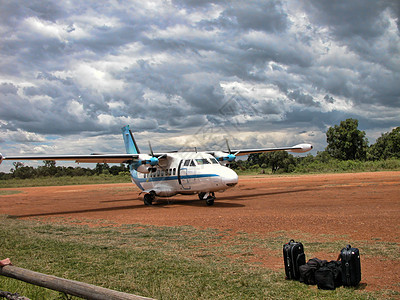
[156,170,160,177]
[173,168,176,175]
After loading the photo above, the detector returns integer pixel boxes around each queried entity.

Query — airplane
[0,125,313,206]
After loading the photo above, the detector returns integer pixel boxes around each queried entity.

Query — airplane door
[178,159,191,190]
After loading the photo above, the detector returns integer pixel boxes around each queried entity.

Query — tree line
[0,161,129,180]
[231,119,399,173]
[1,119,399,180]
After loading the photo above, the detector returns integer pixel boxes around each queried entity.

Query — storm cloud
[0,0,399,168]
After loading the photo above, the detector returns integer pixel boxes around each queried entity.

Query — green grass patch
[0,174,131,188]
[234,159,400,176]
[1,217,398,299]
[294,159,400,174]
[0,190,23,196]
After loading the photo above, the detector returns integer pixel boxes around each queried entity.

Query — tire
[144,194,153,206]
[206,197,214,206]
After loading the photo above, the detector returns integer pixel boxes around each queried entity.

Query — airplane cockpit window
[184,160,190,166]
[196,158,211,165]
[210,157,219,164]
[190,160,196,166]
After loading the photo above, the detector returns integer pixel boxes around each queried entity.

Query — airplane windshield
[196,158,211,165]
[210,157,219,164]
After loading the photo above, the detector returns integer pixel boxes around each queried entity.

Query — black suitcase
[340,244,361,286]
[283,239,306,280]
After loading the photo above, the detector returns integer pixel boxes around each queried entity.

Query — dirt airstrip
[1,171,399,293]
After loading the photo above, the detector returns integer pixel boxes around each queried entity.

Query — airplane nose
[222,167,238,187]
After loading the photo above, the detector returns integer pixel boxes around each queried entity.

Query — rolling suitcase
[340,244,361,286]
[283,239,306,280]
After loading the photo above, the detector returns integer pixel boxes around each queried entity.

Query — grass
[0,190,22,196]
[294,159,400,174]
[234,159,400,176]
[0,174,131,188]
[0,216,398,299]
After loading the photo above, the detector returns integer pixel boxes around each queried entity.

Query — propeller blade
[148,141,154,157]
[226,139,232,154]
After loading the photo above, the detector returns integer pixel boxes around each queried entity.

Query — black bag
[299,257,326,285]
[283,239,306,280]
[315,260,342,290]
[340,245,361,286]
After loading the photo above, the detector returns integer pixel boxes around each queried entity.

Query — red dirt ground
[1,171,399,293]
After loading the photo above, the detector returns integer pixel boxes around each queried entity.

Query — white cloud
[67,99,87,122]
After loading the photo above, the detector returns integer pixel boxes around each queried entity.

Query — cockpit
[183,156,220,167]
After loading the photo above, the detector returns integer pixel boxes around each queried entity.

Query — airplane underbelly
[191,174,222,192]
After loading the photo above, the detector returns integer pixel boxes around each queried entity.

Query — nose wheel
[144,191,156,205]
[199,192,215,206]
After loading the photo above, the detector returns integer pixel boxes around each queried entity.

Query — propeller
[147,141,159,166]
[223,139,239,162]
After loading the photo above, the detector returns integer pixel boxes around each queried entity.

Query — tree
[95,163,110,175]
[326,118,368,160]
[247,153,261,166]
[368,127,400,160]
[259,151,296,173]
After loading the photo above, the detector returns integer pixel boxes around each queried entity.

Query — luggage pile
[283,240,361,290]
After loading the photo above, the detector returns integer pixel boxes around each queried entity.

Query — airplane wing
[232,143,313,156]
[0,153,139,164]
[207,143,313,163]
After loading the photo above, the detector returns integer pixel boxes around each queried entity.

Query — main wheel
[144,194,153,206]
[206,196,215,206]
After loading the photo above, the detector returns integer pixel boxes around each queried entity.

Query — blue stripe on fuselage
[136,173,219,183]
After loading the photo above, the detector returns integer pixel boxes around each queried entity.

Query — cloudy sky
[1,0,399,170]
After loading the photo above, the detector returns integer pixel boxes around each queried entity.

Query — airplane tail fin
[121,125,140,154]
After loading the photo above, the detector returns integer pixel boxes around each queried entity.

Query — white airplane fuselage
[130,152,238,197]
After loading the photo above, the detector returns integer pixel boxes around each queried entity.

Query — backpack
[299,258,327,285]
[315,260,342,290]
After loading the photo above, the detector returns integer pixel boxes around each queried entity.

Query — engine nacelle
[290,144,313,153]
[136,164,151,173]
[135,156,159,173]
[213,151,236,163]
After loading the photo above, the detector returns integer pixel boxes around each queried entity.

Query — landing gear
[144,191,156,206]
[199,192,215,206]
[206,195,215,206]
